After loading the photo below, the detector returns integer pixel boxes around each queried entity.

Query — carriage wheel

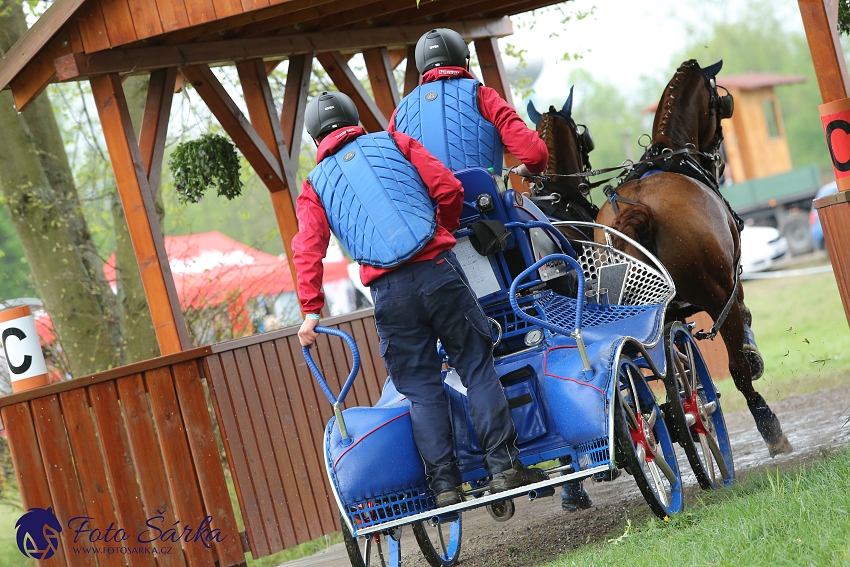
[412,515,462,567]
[341,515,402,567]
[663,323,734,489]
[614,354,684,519]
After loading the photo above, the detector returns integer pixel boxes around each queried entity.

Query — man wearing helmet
[294,91,548,508]
[391,28,593,514]
[388,28,548,177]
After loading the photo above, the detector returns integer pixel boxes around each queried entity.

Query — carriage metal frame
[302,167,734,567]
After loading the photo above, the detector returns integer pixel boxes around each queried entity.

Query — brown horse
[525,88,600,240]
[595,60,792,457]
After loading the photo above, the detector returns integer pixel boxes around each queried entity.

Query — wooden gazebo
[0,1,552,565]
[0,1,848,566]
[0,0,542,359]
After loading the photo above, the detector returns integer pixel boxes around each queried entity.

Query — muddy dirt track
[282,385,850,567]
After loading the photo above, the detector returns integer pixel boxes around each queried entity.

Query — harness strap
[602,184,643,216]
[694,257,742,341]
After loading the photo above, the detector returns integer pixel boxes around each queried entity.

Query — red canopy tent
[104,231,351,310]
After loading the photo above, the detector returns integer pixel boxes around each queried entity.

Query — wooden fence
[0,308,386,566]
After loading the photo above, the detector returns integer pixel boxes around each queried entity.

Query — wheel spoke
[649,443,678,486]
[647,461,670,507]
[704,430,731,480]
[437,524,447,558]
[699,433,716,486]
[625,366,644,416]
[618,386,640,430]
[376,537,386,567]
[364,539,372,567]
[646,406,658,429]
[674,348,693,398]
[684,340,698,393]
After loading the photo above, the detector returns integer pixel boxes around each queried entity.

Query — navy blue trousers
[370,250,519,493]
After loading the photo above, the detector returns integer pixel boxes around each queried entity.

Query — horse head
[651,59,733,173]
[525,87,599,225]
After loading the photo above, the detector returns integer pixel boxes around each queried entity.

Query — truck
[720,164,822,256]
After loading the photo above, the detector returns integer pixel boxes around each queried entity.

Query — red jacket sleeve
[291,180,330,315]
[478,85,549,174]
[391,131,464,233]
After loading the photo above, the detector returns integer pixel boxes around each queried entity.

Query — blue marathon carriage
[302,167,735,567]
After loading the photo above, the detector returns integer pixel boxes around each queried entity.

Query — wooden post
[798,0,850,327]
[403,44,420,97]
[138,67,178,197]
[90,73,191,355]
[474,37,522,188]
[237,58,302,294]
[363,47,400,119]
[317,51,388,132]
[183,63,302,297]
[281,54,312,171]
[798,0,850,103]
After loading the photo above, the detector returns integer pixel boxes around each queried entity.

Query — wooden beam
[90,73,191,355]
[388,48,408,69]
[181,64,287,191]
[474,37,523,189]
[798,0,850,103]
[236,58,291,183]
[236,58,301,307]
[138,67,177,198]
[0,0,86,92]
[265,59,283,75]
[363,47,399,119]
[475,37,514,107]
[8,30,72,112]
[316,51,387,132]
[281,53,312,165]
[402,44,419,97]
[239,0,377,37]
[52,18,514,81]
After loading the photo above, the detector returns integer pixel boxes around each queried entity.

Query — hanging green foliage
[169,134,243,204]
[840,0,850,35]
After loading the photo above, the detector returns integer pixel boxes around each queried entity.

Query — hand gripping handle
[302,326,361,445]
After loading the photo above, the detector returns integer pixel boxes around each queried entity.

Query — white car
[740,226,788,275]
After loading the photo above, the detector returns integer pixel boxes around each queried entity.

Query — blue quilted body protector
[309,132,437,268]
[395,78,503,172]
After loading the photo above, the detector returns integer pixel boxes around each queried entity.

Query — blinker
[719,93,734,120]
[579,125,595,153]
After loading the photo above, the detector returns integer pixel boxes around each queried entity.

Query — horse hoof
[743,345,764,381]
[767,434,793,458]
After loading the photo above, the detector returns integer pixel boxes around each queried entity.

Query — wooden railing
[202,308,387,558]
[1,308,386,566]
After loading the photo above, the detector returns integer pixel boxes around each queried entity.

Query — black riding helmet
[305,91,359,141]
[415,28,470,74]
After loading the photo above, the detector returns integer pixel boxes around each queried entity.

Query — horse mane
[653,59,700,149]
[537,113,558,175]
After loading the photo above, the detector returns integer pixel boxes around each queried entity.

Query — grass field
[545,446,850,567]
[714,269,849,412]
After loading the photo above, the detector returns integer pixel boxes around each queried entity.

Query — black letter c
[825,119,850,172]
[1,327,32,375]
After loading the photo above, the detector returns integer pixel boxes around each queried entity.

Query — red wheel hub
[683,392,710,436]
[629,413,656,462]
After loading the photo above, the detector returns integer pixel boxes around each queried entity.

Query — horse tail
[610,202,658,258]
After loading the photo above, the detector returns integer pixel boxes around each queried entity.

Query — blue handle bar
[302,326,361,408]
[509,253,586,336]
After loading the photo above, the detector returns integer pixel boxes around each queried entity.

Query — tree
[0,0,123,376]
[668,1,830,172]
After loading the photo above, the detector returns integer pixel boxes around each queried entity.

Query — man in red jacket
[392,28,593,513]
[294,91,547,508]
[388,28,548,177]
